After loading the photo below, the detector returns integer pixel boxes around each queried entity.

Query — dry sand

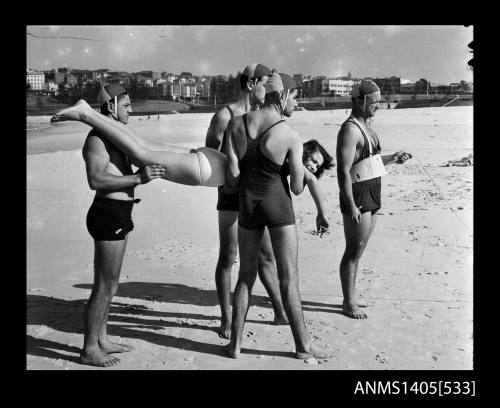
[27,106,473,370]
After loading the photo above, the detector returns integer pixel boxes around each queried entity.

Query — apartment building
[26,70,45,90]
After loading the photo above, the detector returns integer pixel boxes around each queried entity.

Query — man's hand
[135,165,166,184]
[316,213,330,237]
[347,205,362,223]
[393,151,412,164]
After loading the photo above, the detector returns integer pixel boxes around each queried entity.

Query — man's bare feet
[51,99,91,123]
[224,343,240,359]
[217,320,231,339]
[80,346,121,367]
[272,315,290,325]
[342,300,368,319]
[99,340,135,354]
[295,343,331,360]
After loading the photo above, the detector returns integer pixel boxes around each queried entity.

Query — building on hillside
[400,78,414,93]
[133,71,161,83]
[26,70,45,90]
[45,81,58,93]
[71,69,98,83]
[373,76,401,94]
[167,82,181,100]
[198,81,211,100]
[324,78,355,96]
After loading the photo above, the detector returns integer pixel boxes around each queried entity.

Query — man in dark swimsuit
[81,84,166,366]
[224,72,330,360]
[336,80,412,319]
[205,64,289,339]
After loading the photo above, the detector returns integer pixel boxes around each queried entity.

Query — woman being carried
[51,100,334,195]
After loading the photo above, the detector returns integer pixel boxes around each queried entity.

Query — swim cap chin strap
[280,89,290,118]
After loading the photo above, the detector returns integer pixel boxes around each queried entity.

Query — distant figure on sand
[224,71,331,359]
[336,80,412,319]
[80,84,165,367]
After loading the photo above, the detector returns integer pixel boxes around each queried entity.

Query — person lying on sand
[440,154,473,167]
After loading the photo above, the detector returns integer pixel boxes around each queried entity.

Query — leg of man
[215,210,239,339]
[257,229,289,325]
[81,238,128,367]
[339,210,377,319]
[225,227,264,358]
[268,224,330,359]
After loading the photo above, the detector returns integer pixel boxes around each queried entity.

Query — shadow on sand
[74,281,343,314]
[27,281,342,365]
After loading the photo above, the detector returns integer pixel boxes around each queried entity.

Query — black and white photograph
[26,25,473,373]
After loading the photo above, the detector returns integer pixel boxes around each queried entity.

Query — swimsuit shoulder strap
[243,113,251,142]
[346,116,373,156]
[258,119,285,140]
[225,105,234,119]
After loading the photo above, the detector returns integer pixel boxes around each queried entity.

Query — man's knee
[257,251,274,272]
[96,279,120,299]
[344,241,367,260]
[217,248,238,270]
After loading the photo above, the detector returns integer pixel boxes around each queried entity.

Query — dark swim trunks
[86,196,139,241]
[216,189,239,211]
[339,177,381,214]
[238,114,295,230]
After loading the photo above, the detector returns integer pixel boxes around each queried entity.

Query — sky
[26,25,473,84]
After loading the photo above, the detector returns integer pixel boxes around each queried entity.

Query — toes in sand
[80,349,121,367]
[296,343,331,360]
[342,303,368,319]
[217,324,231,339]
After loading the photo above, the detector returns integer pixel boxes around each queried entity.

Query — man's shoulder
[84,129,110,151]
[338,120,362,141]
[212,105,232,125]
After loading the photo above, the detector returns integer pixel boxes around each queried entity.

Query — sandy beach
[27,106,473,370]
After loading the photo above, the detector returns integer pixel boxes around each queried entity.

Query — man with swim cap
[224,71,331,359]
[336,79,412,319]
[81,84,165,366]
[205,63,290,338]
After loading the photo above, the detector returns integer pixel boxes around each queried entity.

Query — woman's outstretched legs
[52,100,225,186]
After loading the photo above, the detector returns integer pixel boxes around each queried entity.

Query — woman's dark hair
[302,139,335,179]
[99,92,129,115]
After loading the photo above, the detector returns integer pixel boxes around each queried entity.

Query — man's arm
[288,131,305,195]
[224,123,240,187]
[205,108,230,150]
[83,135,165,191]
[304,169,329,234]
[336,124,361,222]
[382,151,412,165]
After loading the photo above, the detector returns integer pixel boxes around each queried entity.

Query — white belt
[350,154,387,183]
